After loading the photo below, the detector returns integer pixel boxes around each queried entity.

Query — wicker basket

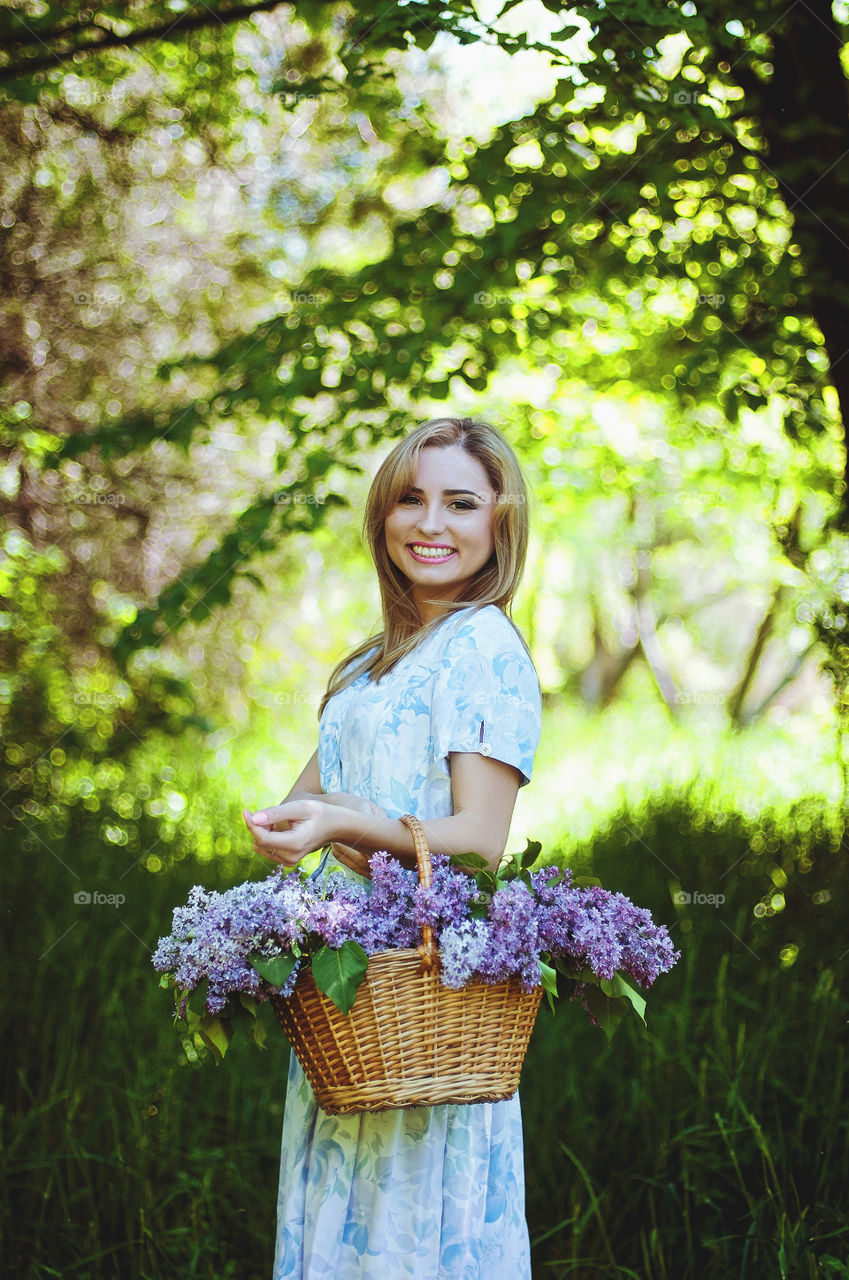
[270,814,543,1115]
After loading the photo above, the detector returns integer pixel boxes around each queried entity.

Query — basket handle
[399,813,438,973]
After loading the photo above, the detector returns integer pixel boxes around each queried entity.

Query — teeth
[411,545,455,559]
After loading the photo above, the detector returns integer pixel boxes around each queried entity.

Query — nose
[416,502,447,538]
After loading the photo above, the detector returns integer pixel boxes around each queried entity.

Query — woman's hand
[243,793,384,868]
[244,799,338,867]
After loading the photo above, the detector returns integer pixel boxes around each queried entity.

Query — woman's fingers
[243,804,294,829]
[243,810,293,864]
[243,799,331,865]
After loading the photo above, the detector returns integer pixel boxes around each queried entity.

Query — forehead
[408,444,495,492]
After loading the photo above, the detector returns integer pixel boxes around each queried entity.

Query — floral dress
[272,604,542,1280]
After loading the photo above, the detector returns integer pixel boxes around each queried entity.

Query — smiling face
[383,444,497,622]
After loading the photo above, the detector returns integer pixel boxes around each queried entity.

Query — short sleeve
[431,607,542,787]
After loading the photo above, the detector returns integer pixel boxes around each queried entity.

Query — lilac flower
[479,880,545,991]
[153,849,680,1029]
[308,895,366,950]
[362,853,419,951]
[152,868,313,1013]
[439,920,490,988]
[413,854,476,933]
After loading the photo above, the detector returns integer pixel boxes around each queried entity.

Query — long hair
[318,417,530,717]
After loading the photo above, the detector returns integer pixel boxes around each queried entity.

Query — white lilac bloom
[438,920,491,988]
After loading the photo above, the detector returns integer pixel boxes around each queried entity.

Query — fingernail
[252,812,268,823]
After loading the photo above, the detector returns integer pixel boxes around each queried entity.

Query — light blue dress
[272,605,542,1280]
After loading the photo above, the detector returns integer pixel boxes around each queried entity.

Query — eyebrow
[407,487,486,499]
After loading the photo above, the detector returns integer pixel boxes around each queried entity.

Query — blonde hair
[319,417,530,716]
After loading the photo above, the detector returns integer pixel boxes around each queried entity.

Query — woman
[243,417,542,1280]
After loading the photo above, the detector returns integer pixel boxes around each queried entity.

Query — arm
[245,752,521,876]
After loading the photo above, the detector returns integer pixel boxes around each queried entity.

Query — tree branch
[632,546,680,715]
[740,640,819,726]
[726,583,785,726]
[0,0,288,83]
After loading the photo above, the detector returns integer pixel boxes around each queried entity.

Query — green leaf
[600,973,647,1027]
[520,839,542,869]
[580,971,647,1042]
[448,851,490,871]
[581,983,632,1042]
[187,976,209,1015]
[246,1017,268,1050]
[197,1016,233,1063]
[495,853,519,883]
[554,956,579,977]
[249,952,297,988]
[539,959,558,1013]
[237,994,268,1049]
[311,941,369,1016]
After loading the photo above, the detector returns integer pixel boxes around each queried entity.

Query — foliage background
[2,1,849,1276]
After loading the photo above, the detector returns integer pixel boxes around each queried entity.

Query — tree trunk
[752,0,849,525]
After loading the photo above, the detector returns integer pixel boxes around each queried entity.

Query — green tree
[3,0,847,750]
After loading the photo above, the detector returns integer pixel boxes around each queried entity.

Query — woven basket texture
[271,949,542,1114]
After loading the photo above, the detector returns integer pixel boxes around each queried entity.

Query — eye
[450,499,477,511]
[397,493,420,505]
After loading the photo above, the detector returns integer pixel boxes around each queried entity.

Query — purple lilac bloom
[413,854,476,933]
[362,853,420,950]
[479,880,545,991]
[152,869,314,1013]
[153,852,679,1023]
[526,868,679,988]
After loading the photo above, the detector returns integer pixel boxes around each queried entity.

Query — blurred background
[2,1,848,1276]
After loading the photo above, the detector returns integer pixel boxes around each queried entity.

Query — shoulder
[430,607,542,777]
[337,639,381,683]
[440,605,534,662]
[434,607,540,701]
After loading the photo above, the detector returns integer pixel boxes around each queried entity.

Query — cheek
[478,512,496,552]
[383,514,410,565]
[384,512,405,545]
